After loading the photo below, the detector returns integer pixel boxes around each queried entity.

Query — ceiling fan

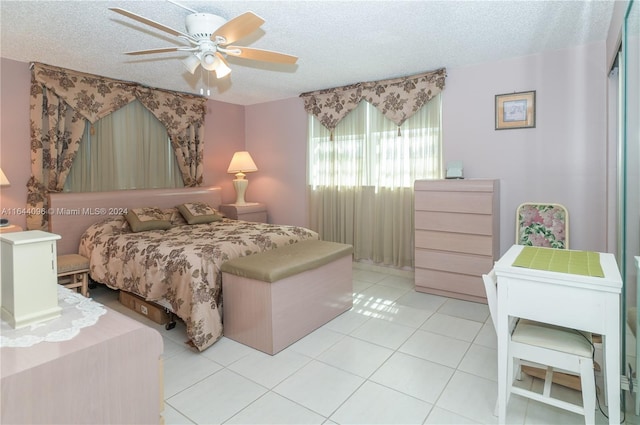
[109,1,298,79]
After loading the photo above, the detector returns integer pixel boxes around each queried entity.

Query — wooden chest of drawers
[414,179,500,303]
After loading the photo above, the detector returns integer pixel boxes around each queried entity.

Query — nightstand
[0,224,23,233]
[219,203,267,223]
[1,230,62,328]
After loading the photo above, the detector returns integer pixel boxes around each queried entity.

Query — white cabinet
[1,230,61,328]
[414,179,500,303]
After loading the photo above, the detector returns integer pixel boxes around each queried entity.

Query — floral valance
[300,68,446,131]
[31,63,207,135]
[26,63,207,231]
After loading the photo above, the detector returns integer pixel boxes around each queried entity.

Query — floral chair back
[516,203,569,249]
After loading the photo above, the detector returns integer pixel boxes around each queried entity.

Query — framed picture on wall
[495,90,536,130]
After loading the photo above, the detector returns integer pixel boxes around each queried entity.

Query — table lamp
[227,151,258,205]
[0,168,10,227]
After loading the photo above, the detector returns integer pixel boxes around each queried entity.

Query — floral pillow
[517,204,567,249]
[177,202,223,225]
[124,207,172,233]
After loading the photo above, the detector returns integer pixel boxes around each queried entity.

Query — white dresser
[414,179,500,302]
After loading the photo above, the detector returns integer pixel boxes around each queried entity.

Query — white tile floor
[92,264,639,425]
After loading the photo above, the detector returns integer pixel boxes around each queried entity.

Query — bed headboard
[48,186,222,255]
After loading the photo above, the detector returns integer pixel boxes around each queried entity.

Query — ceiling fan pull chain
[397,127,402,137]
[199,67,204,96]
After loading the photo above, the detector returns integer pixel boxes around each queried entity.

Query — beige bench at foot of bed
[221,240,353,355]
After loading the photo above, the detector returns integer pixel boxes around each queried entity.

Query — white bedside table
[219,203,267,223]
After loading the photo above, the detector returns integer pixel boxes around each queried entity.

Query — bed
[48,187,318,351]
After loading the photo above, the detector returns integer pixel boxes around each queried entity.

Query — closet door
[622,0,640,392]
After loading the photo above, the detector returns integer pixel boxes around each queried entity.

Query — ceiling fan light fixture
[214,60,232,78]
[201,52,218,71]
[182,53,201,74]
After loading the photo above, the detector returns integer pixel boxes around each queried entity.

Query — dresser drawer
[415,268,486,299]
[415,250,493,276]
[413,179,498,303]
[414,191,494,214]
[415,211,493,235]
[415,179,497,193]
[238,212,268,223]
[415,230,494,256]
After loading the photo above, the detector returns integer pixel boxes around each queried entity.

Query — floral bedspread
[79,212,318,351]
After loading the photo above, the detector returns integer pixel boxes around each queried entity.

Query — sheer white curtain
[65,100,184,192]
[308,95,442,268]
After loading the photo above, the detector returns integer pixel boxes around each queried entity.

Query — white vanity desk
[493,244,622,424]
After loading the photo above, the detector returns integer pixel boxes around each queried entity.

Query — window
[65,100,183,192]
[308,95,442,190]
[307,95,442,268]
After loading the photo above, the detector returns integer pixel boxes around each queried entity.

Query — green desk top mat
[512,246,604,277]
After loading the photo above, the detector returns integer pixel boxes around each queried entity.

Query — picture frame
[495,90,536,130]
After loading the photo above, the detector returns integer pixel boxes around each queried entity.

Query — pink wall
[244,98,309,227]
[442,42,608,253]
[242,42,609,254]
[0,59,31,230]
[1,39,611,255]
[203,99,245,204]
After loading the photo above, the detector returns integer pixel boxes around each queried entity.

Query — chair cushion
[516,203,567,249]
[221,240,352,283]
[57,254,90,274]
[512,319,593,358]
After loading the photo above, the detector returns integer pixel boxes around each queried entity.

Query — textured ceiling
[1,1,614,106]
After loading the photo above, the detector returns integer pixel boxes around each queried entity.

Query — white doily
[1,286,107,348]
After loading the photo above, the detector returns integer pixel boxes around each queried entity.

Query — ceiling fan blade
[212,12,265,45]
[110,7,194,41]
[123,47,194,55]
[225,46,298,64]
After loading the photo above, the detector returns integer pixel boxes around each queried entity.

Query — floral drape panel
[135,89,205,187]
[27,63,206,230]
[300,68,446,134]
[27,78,86,230]
[302,69,445,268]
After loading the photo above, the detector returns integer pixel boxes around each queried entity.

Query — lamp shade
[214,60,232,78]
[0,168,10,186]
[227,151,258,175]
[182,53,201,74]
